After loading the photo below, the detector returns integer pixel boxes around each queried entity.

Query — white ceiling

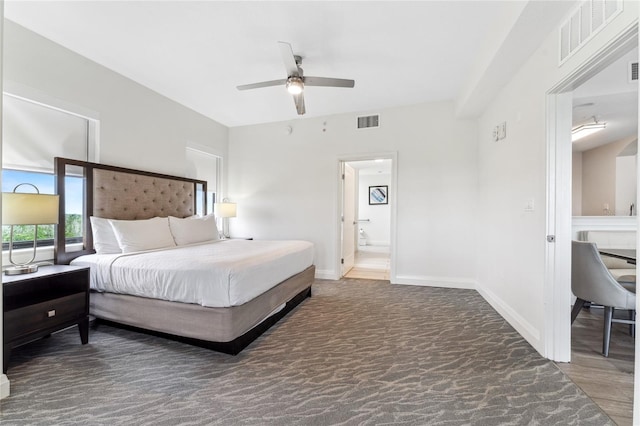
[572,48,638,152]
[4,1,575,127]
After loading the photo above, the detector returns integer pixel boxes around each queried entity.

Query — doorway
[546,22,638,422]
[339,157,394,280]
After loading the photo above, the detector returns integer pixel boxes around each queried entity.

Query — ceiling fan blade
[278,41,300,77]
[304,76,355,88]
[237,79,287,91]
[293,92,306,115]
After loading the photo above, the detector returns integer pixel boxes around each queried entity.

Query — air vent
[629,62,638,82]
[357,115,379,129]
[559,0,623,65]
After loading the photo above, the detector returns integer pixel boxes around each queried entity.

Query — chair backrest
[572,240,635,310]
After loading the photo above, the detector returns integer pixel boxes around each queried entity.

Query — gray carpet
[0,279,612,425]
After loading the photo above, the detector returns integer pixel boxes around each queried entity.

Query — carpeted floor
[0,279,613,425]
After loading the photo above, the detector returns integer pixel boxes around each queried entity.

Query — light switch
[525,198,535,212]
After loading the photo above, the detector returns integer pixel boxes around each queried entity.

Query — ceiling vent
[629,62,638,83]
[357,115,379,129]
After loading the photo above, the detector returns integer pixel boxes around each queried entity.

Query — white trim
[336,152,398,282]
[185,143,224,215]
[0,374,9,400]
[186,141,225,158]
[545,21,639,364]
[552,26,639,358]
[476,284,542,350]
[3,87,101,165]
[393,275,476,290]
[393,277,543,352]
[572,215,638,229]
[558,0,625,65]
[544,92,573,362]
[314,269,337,280]
[3,81,100,121]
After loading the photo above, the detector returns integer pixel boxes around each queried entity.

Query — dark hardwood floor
[557,306,635,426]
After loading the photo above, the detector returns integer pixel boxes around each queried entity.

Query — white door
[341,163,356,276]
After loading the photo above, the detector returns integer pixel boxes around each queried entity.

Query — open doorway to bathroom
[341,159,392,280]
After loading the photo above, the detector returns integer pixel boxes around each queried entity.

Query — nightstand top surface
[2,264,89,284]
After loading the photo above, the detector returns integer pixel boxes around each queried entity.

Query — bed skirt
[90,265,315,354]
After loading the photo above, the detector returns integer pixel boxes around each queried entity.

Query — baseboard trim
[475,283,542,352]
[393,275,477,289]
[314,269,337,280]
[0,374,10,399]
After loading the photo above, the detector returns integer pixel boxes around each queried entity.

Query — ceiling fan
[237,41,355,115]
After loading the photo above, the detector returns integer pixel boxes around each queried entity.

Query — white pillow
[90,216,121,254]
[109,217,176,253]
[169,214,219,246]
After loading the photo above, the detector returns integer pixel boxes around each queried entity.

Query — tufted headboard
[54,157,207,264]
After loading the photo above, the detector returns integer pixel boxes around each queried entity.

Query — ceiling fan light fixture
[286,76,304,95]
[572,118,606,142]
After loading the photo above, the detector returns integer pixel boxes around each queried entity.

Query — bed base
[90,265,315,354]
[93,286,311,355]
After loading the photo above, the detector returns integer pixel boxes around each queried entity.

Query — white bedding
[70,239,314,308]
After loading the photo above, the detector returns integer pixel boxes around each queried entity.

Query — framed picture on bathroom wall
[369,185,388,205]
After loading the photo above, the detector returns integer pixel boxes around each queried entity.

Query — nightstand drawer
[3,265,90,373]
[4,292,86,341]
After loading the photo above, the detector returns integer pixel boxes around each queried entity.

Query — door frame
[545,24,638,362]
[336,152,398,281]
[341,162,357,276]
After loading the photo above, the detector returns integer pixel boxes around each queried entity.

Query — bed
[53,157,315,354]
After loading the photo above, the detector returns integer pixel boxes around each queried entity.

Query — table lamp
[2,183,59,275]
[214,200,237,239]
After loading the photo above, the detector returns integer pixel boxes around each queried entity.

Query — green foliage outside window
[2,213,82,243]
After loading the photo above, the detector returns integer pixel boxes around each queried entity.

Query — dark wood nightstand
[3,265,90,373]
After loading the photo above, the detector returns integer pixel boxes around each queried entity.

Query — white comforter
[70,239,314,308]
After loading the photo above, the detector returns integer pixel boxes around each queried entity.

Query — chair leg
[571,298,586,324]
[603,306,614,357]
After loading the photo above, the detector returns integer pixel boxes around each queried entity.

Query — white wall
[0,21,229,393]
[475,3,639,355]
[581,137,634,215]
[572,151,582,215]
[615,153,637,216]
[3,20,228,178]
[357,172,390,246]
[228,101,478,285]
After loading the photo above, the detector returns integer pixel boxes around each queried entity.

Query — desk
[598,249,636,265]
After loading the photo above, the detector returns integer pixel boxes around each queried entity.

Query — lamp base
[4,264,39,276]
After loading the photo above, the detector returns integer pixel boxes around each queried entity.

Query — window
[185,147,220,215]
[2,94,95,252]
[1,170,84,249]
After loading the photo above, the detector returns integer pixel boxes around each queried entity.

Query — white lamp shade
[2,193,60,225]
[214,202,237,218]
